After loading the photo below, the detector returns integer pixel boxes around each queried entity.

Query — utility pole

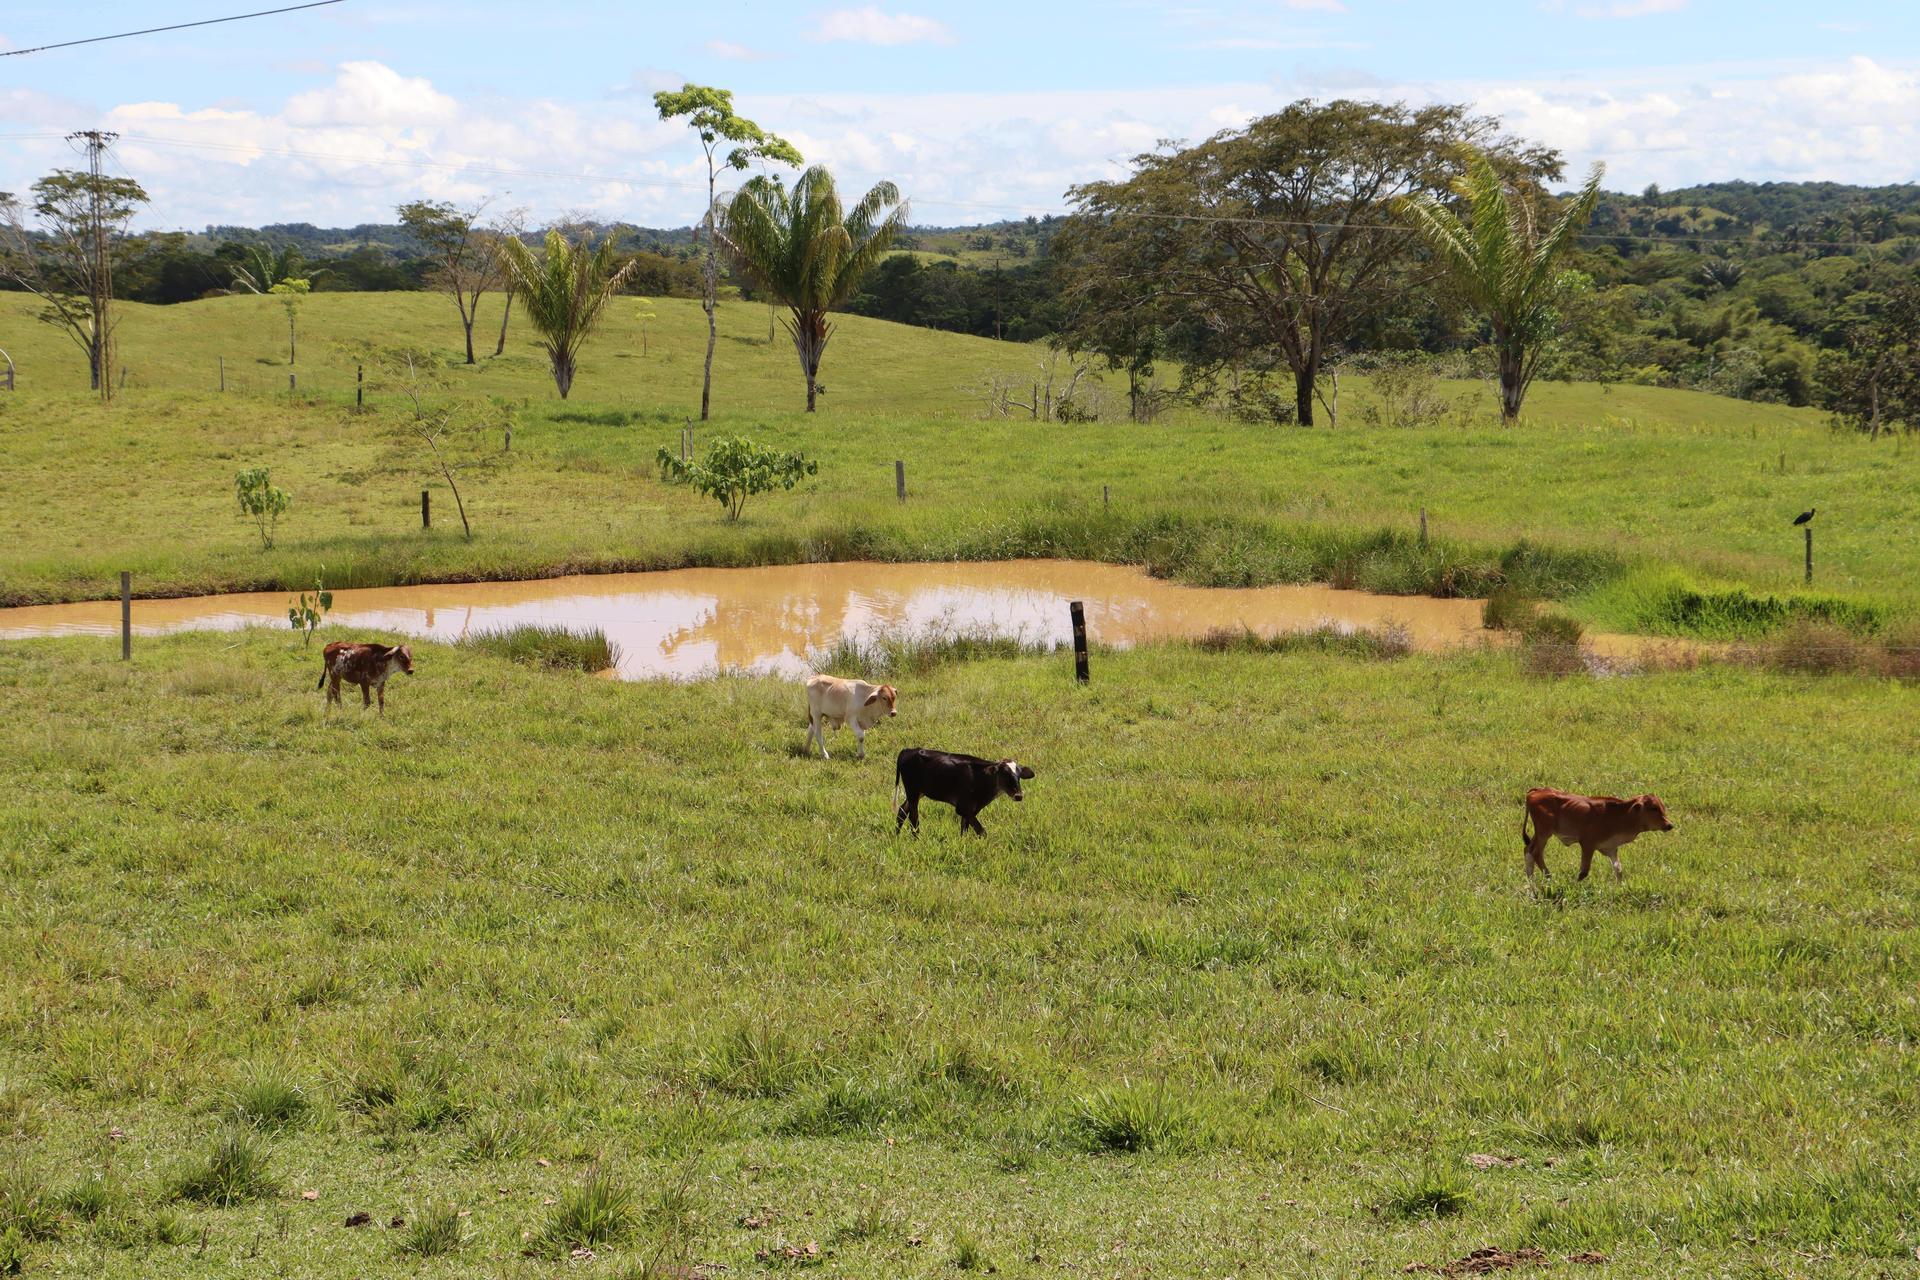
[68,130,119,403]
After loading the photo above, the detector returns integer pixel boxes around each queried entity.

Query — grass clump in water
[1192,623,1410,660]
[456,624,619,673]
[811,624,1054,678]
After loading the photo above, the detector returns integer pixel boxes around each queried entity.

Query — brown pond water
[0,560,1666,679]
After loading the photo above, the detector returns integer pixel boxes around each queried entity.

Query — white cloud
[809,7,955,46]
[1575,0,1686,17]
[707,39,770,61]
[8,55,1920,232]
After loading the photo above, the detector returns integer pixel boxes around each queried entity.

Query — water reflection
[1,559,1517,680]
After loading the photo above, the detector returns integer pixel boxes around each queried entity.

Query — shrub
[286,572,333,646]
[456,624,619,673]
[234,467,290,549]
[169,1129,277,1205]
[657,435,817,521]
[528,1165,635,1259]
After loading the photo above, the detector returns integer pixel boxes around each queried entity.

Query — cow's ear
[862,691,882,706]
[1019,765,1035,780]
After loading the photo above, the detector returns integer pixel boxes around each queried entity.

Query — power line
[0,1,344,58]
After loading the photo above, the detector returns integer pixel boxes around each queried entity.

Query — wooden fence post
[1419,507,1428,550]
[895,460,906,502]
[119,366,127,391]
[219,356,225,392]
[1805,525,1813,584]
[421,490,431,530]
[356,363,364,408]
[120,572,131,661]
[288,372,296,395]
[1103,484,1110,509]
[1070,601,1089,684]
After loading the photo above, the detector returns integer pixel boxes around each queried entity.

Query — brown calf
[1522,787,1674,882]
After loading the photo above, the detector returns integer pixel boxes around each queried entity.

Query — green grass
[454,623,619,673]
[3,628,1919,1275]
[2,291,1914,635]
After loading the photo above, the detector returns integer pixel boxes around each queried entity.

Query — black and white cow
[893,747,1035,836]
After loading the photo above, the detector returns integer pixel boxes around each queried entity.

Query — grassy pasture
[3,292,1917,628]
[2,629,1918,1277]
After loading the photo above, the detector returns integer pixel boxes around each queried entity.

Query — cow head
[998,760,1035,801]
[391,644,415,676]
[862,684,898,718]
[1632,794,1673,832]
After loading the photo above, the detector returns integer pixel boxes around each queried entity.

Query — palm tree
[497,230,635,399]
[1400,154,1604,423]
[722,166,907,412]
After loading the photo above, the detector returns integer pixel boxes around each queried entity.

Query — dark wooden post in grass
[1805,525,1813,584]
[1419,507,1428,550]
[895,460,906,502]
[356,363,364,408]
[421,489,431,530]
[1070,600,1089,684]
[218,356,225,392]
[1103,484,1110,509]
[120,572,130,661]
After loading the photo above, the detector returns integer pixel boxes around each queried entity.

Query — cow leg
[1525,830,1550,878]
[326,674,341,707]
[960,808,987,836]
[901,791,921,835]
[1577,846,1595,881]
[376,680,386,715]
[810,715,830,760]
[361,682,372,709]
[1609,851,1624,882]
[853,724,866,759]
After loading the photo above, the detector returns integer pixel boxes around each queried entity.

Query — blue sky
[4,1,1918,229]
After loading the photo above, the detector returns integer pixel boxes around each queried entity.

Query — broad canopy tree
[653,84,802,420]
[722,166,908,412]
[1818,275,1920,438]
[1061,100,1559,425]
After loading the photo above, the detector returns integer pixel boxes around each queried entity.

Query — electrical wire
[0,1,345,57]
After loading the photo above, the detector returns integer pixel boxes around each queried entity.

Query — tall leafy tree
[1400,154,1604,422]
[722,166,907,412]
[653,84,802,420]
[1819,276,1920,438]
[396,200,507,365]
[1062,101,1556,425]
[497,230,636,399]
[0,169,148,399]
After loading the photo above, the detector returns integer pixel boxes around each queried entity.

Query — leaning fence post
[1805,525,1813,584]
[1419,507,1428,550]
[120,572,131,661]
[421,489,431,530]
[1069,600,1090,684]
[1103,484,1110,510]
[895,460,906,502]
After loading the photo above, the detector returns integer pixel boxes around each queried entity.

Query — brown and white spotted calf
[317,641,414,713]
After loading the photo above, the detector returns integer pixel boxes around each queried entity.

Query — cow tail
[892,755,903,813]
[1521,805,1534,848]
[316,663,329,692]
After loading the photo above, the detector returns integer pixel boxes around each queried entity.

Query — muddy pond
[0,559,1656,680]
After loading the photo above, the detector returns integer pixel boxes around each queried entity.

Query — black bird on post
[1792,508,1816,526]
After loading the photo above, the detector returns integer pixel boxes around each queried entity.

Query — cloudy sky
[3,0,1917,231]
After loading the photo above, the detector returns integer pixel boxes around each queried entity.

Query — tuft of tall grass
[1377,1163,1474,1221]
[398,1202,466,1258]
[528,1165,636,1260]
[0,1167,59,1243]
[57,1173,120,1224]
[699,1022,808,1099]
[227,1065,312,1131]
[456,624,620,673]
[168,1128,278,1206]
[1067,1084,1190,1154]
